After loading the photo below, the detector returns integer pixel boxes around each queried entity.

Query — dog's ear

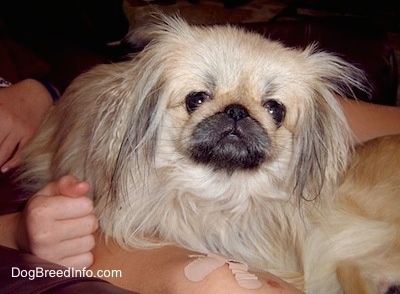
[289,46,370,201]
[89,55,171,204]
[107,64,168,200]
[290,92,352,202]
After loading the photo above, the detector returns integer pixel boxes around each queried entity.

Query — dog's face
[125,18,366,202]
[161,35,296,171]
[158,37,302,177]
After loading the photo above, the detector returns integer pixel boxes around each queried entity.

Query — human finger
[28,195,95,224]
[57,251,95,269]
[3,131,35,167]
[56,175,91,198]
[0,132,20,172]
[1,147,22,173]
[37,175,90,199]
[54,214,99,241]
[59,234,96,257]
[30,233,96,262]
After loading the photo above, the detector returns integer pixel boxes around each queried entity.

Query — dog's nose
[224,104,249,121]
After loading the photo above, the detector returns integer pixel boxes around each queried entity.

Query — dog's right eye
[185,91,210,113]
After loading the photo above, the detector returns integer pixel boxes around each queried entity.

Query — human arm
[338,97,400,144]
[0,175,98,269]
[91,240,303,294]
[0,78,55,173]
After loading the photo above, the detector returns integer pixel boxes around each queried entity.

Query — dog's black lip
[218,131,245,147]
[220,124,242,140]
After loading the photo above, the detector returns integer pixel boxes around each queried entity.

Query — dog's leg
[335,135,400,293]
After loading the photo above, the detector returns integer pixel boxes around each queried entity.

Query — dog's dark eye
[263,99,286,126]
[185,91,210,113]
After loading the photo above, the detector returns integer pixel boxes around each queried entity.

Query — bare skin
[90,234,303,294]
[0,79,54,172]
[338,97,400,144]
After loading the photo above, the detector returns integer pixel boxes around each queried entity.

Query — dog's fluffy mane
[18,15,370,280]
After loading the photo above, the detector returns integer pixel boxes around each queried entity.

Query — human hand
[0,79,53,173]
[16,175,98,269]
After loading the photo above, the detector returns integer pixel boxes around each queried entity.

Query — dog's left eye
[263,99,286,126]
[185,91,211,113]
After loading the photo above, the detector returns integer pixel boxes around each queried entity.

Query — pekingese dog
[18,15,400,293]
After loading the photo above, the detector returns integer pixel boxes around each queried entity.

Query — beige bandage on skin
[184,253,262,289]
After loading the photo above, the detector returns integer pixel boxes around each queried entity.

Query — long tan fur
[17,15,400,293]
